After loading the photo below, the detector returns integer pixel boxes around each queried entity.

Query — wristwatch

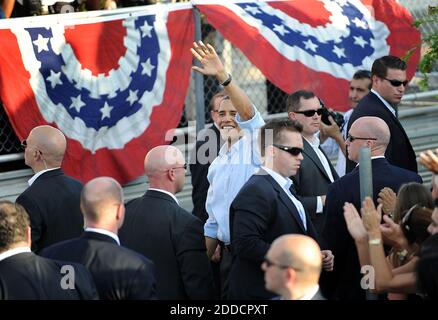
[220,73,232,87]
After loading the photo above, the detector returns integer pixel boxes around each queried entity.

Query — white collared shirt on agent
[355,155,386,167]
[299,285,320,300]
[262,166,307,231]
[28,167,60,186]
[204,106,265,245]
[371,89,396,116]
[148,188,179,205]
[304,135,335,213]
[84,227,120,245]
[0,247,31,262]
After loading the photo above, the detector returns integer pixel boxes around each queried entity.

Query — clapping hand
[361,197,383,239]
[377,187,396,217]
[343,202,367,242]
[419,148,438,174]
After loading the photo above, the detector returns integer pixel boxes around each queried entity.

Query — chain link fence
[1,2,437,166]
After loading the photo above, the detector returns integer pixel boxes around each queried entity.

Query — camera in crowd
[319,98,345,129]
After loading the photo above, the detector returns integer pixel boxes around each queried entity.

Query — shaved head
[26,126,67,168]
[271,234,322,280]
[144,145,184,176]
[351,116,390,147]
[81,177,123,225]
[144,145,186,194]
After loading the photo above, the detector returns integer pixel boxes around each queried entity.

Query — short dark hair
[259,119,303,156]
[0,201,30,251]
[371,55,407,79]
[352,69,372,90]
[286,90,316,113]
[209,91,228,112]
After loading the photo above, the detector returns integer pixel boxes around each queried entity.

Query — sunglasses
[263,257,290,269]
[21,139,27,149]
[383,77,408,87]
[263,256,302,271]
[172,164,187,170]
[294,108,324,117]
[273,144,303,156]
[346,134,377,142]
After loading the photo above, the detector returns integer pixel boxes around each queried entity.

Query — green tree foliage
[412,6,438,89]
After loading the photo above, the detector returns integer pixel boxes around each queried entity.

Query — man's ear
[26,226,32,248]
[167,168,176,182]
[286,267,297,284]
[116,203,125,221]
[288,112,297,121]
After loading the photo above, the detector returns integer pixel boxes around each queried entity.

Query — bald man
[119,145,215,300]
[263,235,325,300]
[322,116,422,300]
[41,177,157,300]
[16,125,84,253]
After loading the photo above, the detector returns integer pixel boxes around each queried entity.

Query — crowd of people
[1,40,438,301]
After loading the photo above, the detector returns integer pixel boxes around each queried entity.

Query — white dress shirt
[148,188,179,205]
[371,89,396,116]
[28,167,60,186]
[299,285,320,300]
[305,135,335,213]
[84,227,120,245]
[262,166,307,230]
[0,247,31,262]
[204,106,265,245]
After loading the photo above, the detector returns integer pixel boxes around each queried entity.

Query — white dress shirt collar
[371,89,396,116]
[355,155,386,167]
[148,188,179,205]
[299,285,320,300]
[261,166,307,230]
[0,247,31,262]
[28,167,60,186]
[84,227,120,245]
[261,166,292,191]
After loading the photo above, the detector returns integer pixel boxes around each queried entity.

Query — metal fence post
[359,146,378,300]
[193,8,205,134]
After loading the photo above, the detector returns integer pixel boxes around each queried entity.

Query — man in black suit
[16,125,84,253]
[287,91,340,235]
[0,201,98,300]
[323,116,422,300]
[346,55,417,174]
[190,91,226,223]
[119,145,215,300]
[41,177,157,300]
[229,119,334,300]
[263,234,325,300]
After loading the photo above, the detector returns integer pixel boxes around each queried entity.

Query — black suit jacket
[229,170,319,300]
[16,169,84,253]
[345,92,417,173]
[291,139,339,235]
[190,124,223,223]
[41,231,157,300]
[118,190,215,300]
[322,158,422,300]
[0,252,98,299]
